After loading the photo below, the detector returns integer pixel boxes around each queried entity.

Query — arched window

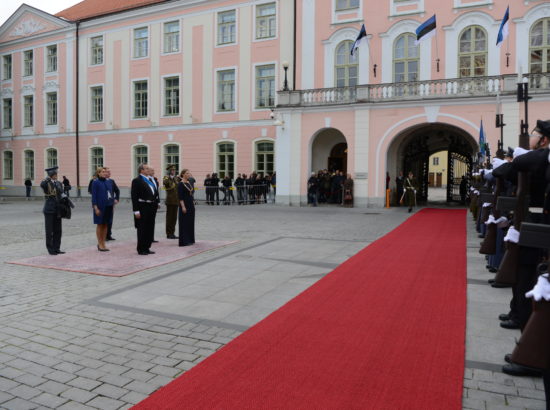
[90,147,104,177]
[530,18,550,74]
[164,144,179,173]
[335,40,358,87]
[255,141,274,175]
[458,26,487,78]
[24,150,34,180]
[217,142,234,179]
[3,151,13,180]
[46,148,58,169]
[393,33,419,82]
[134,145,148,175]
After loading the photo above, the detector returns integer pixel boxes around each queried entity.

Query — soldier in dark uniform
[131,163,157,255]
[41,166,64,255]
[163,165,180,239]
[403,171,417,213]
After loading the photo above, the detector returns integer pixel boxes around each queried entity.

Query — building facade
[1,0,550,206]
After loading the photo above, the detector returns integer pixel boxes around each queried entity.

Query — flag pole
[435,26,440,73]
[366,36,376,78]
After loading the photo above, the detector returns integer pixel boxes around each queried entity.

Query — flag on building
[496,6,510,47]
[415,15,436,45]
[351,24,368,56]
[479,120,486,156]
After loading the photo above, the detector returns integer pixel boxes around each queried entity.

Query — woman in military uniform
[41,166,64,255]
[403,171,417,213]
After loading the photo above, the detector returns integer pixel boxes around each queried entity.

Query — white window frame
[2,98,12,129]
[90,85,104,123]
[254,139,275,175]
[89,145,105,178]
[46,91,58,126]
[45,147,58,171]
[217,9,237,46]
[46,44,58,73]
[133,26,149,59]
[453,0,492,9]
[162,143,180,173]
[331,0,363,24]
[253,62,277,111]
[2,54,12,81]
[23,94,34,128]
[324,28,370,87]
[23,49,33,77]
[162,75,181,117]
[90,35,104,66]
[389,0,425,17]
[132,144,150,177]
[3,150,13,181]
[216,67,237,113]
[254,2,277,42]
[215,140,236,179]
[23,149,35,181]
[132,79,149,119]
[162,20,180,54]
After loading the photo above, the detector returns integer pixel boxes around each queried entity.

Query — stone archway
[386,123,478,204]
[310,128,348,174]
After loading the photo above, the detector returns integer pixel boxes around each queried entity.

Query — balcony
[277,73,550,107]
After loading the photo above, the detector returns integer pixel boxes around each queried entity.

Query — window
[46,45,57,72]
[164,21,180,53]
[256,3,276,39]
[46,148,58,169]
[255,64,275,108]
[335,40,358,87]
[433,157,439,166]
[24,50,33,76]
[134,145,148,173]
[2,99,12,129]
[164,77,179,116]
[530,18,550,75]
[24,95,33,127]
[134,81,148,118]
[46,92,57,125]
[134,27,149,58]
[394,33,419,82]
[90,147,104,177]
[458,26,487,78]
[255,141,274,175]
[91,36,104,65]
[24,150,34,180]
[217,142,234,179]
[164,144,179,172]
[336,0,359,11]
[217,69,235,111]
[2,55,12,80]
[91,86,103,122]
[218,10,236,45]
[3,151,13,179]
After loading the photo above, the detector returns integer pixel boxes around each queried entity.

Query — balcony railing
[277,73,550,107]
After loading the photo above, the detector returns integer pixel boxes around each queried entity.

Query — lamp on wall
[270,109,285,127]
[282,61,290,91]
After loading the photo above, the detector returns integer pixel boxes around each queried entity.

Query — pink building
[1,0,550,206]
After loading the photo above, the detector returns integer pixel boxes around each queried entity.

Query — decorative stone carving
[20,85,35,94]
[42,81,59,91]
[9,18,46,37]
[0,88,13,98]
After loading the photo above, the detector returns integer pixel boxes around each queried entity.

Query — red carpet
[7,240,236,276]
[134,209,467,410]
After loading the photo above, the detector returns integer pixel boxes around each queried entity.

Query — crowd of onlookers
[203,172,276,205]
[307,170,353,206]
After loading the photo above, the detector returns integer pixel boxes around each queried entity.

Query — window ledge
[331,18,364,26]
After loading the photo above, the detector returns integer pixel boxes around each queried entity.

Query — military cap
[45,166,59,177]
[505,147,514,158]
[535,120,550,138]
[166,165,176,171]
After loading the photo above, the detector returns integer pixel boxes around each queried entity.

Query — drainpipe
[293,0,297,91]
[75,21,81,198]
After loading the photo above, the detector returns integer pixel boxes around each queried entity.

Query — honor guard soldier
[163,165,180,239]
[41,166,65,255]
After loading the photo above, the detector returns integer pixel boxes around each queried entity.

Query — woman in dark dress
[91,167,115,251]
[178,169,195,246]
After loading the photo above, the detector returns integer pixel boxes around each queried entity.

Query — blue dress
[92,178,115,225]
[178,181,195,246]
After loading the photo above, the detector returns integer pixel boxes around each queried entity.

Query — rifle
[479,178,503,255]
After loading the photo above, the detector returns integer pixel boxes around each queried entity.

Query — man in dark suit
[105,167,120,241]
[131,163,158,255]
[150,167,160,243]
[40,166,64,255]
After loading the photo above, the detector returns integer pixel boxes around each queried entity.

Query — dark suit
[131,175,158,254]
[40,178,63,254]
[107,179,119,238]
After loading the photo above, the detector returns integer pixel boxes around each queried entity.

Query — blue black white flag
[415,15,436,45]
[351,24,368,56]
[479,120,486,156]
[496,6,510,47]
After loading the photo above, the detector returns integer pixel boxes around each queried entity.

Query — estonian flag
[351,24,368,56]
[415,15,436,45]
[496,6,510,47]
[479,120,486,156]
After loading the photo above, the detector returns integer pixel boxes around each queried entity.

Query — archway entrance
[387,123,477,205]
[310,128,348,174]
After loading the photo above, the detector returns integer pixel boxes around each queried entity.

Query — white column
[239,6,252,121]
[301,0,315,89]
[354,107,369,207]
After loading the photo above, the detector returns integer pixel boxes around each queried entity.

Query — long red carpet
[134,209,467,410]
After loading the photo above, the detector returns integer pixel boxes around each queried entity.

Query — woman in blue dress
[178,169,195,246]
[91,167,115,251]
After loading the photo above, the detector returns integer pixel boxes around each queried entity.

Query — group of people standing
[307,170,354,206]
[203,172,276,205]
[470,119,550,406]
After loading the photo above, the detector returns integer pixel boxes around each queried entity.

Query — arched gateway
[386,123,478,203]
[310,128,348,174]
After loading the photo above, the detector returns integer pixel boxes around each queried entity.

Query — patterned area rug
[7,240,236,277]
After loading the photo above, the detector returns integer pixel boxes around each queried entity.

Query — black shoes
[152,240,159,243]
[488,267,498,273]
[138,251,149,255]
[48,251,57,255]
[499,313,510,321]
[500,320,521,329]
[147,250,156,254]
[408,208,412,213]
[491,282,512,288]
[504,354,512,364]
[167,235,178,239]
[106,236,115,241]
[55,250,66,254]
[502,363,542,377]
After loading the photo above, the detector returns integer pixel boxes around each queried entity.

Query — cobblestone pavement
[0,198,546,409]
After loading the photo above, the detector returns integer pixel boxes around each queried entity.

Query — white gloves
[492,158,506,170]
[485,215,508,226]
[504,226,520,243]
[526,274,550,301]
[513,147,530,158]
[482,202,492,208]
